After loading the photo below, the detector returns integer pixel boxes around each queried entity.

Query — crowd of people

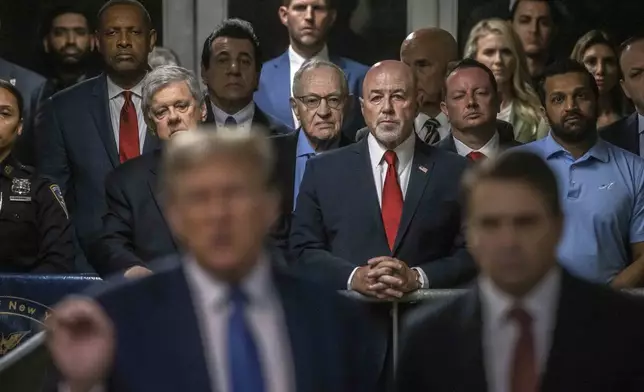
[1,0,644,390]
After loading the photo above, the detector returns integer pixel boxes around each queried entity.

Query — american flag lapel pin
[419,165,428,173]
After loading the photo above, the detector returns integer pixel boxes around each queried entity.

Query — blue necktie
[227,286,265,392]
[225,116,237,127]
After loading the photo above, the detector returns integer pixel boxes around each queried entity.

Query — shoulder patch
[49,184,69,219]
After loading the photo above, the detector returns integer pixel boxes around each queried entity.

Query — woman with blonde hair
[571,30,625,129]
[464,18,548,143]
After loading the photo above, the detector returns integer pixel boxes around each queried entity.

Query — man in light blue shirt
[515,59,644,286]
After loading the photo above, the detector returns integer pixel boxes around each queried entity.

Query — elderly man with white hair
[88,65,207,278]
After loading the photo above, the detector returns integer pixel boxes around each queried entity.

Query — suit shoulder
[509,138,548,156]
[428,144,468,169]
[338,57,369,73]
[600,115,630,134]
[50,75,102,101]
[2,60,47,85]
[108,152,158,182]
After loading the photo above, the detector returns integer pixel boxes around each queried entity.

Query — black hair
[510,0,562,26]
[281,0,336,9]
[0,79,24,120]
[97,0,152,30]
[443,58,499,99]
[536,58,598,106]
[462,150,561,217]
[201,18,262,72]
[40,4,92,38]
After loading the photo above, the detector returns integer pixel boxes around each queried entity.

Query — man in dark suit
[35,0,160,263]
[201,18,292,136]
[254,0,368,141]
[48,130,378,392]
[397,151,644,392]
[438,59,521,159]
[270,59,353,254]
[0,54,47,165]
[601,34,644,156]
[89,65,207,278]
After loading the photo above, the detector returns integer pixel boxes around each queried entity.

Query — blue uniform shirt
[514,133,644,283]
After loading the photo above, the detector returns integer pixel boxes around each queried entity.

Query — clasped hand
[351,256,420,299]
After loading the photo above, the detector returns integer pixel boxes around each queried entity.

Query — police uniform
[0,154,74,273]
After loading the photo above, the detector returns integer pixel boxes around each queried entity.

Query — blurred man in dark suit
[601,34,644,155]
[401,28,458,144]
[39,5,100,98]
[35,0,160,266]
[270,59,353,254]
[397,151,644,392]
[201,18,291,136]
[48,130,379,392]
[439,59,521,159]
[0,19,48,166]
[90,65,207,279]
[254,0,368,141]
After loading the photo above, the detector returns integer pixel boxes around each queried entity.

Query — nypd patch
[49,184,69,219]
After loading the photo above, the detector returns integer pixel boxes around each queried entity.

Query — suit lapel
[142,131,161,153]
[355,139,389,248]
[90,75,119,167]
[439,135,457,153]
[271,53,294,128]
[148,152,178,251]
[393,140,435,253]
[282,131,299,213]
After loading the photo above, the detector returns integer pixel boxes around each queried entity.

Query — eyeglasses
[294,94,347,110]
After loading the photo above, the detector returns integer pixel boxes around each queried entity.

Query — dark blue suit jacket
[0,57,47,165]
[254,51,368,141]
[290,136,476,290]
[89,150,176,277]
[600,112,639,156]
[397,270,644,392]
[90,256,379,392]
[35,74,160,255]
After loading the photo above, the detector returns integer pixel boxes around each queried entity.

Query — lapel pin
[9,78,16,86]
[419,165,428,173]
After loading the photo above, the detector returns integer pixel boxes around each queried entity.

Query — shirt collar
[184,252,275,309]
[211,100,255,125]
[106,75,145,100]
[288,45,330,69]
[542,132,610,163]
[414,111,448,132]
[296,129,317,158]
[638,113,644,134]
[367,129,416,171]
[453,131,500,157]
[479,266,561,329]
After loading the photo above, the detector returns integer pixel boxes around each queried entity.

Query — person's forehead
[100,4,147,26]
[52,13,88,28]
[469,179,549,215]
[152,81,192,102]
[365,68,412,89]
[301,67,341,89]
[544,72,589,92]
[0,88,18,107]
[515,0,550,16]
[447,67,492,88]
[289,0,328,8]
[212,37,254,54]
[621,40,644,66]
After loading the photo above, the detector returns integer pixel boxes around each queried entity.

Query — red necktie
[467,151,487,162]
[509,307,538,392]
[381,150,403,250]
[119,91,140,163]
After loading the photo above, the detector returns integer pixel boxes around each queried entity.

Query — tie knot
[384,150,397,166]
[122,90,133,101]
[467,151,487,162]
[225,116,237,127]
[425,118,440,129]
[508,307,533,327]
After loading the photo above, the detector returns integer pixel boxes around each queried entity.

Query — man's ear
[540,106,550,126]
[290,97,300,123]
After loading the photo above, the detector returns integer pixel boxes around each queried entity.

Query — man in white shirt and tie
[400,28,458,144]
[35,0,161,267]
[438,58,521,161]
[397,151,644,392]
[48,129,379,392]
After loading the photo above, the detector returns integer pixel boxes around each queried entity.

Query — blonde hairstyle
[571,30,624,114]
[161,126,275,200]
[464,18,543,133]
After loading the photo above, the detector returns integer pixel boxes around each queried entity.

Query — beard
[548,113,596,144]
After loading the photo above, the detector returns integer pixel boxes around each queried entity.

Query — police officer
[0,79,74,273]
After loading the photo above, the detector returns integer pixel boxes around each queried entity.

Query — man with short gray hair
[270,58,353,253]
[89,65,207,278]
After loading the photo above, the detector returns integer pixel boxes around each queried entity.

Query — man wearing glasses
[270,59,353,255]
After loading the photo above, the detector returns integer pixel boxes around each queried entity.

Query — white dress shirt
[211,100,256,135]
[106,76,148,153]
[414,112,450,141]
[185,256,295,392]
[497,101,513,124]
[453,131,500,158]
[347,132,430,289]
[479,267,561,392]
[288,45,329,127]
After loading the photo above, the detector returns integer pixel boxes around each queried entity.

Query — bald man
[401,28,458,144]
